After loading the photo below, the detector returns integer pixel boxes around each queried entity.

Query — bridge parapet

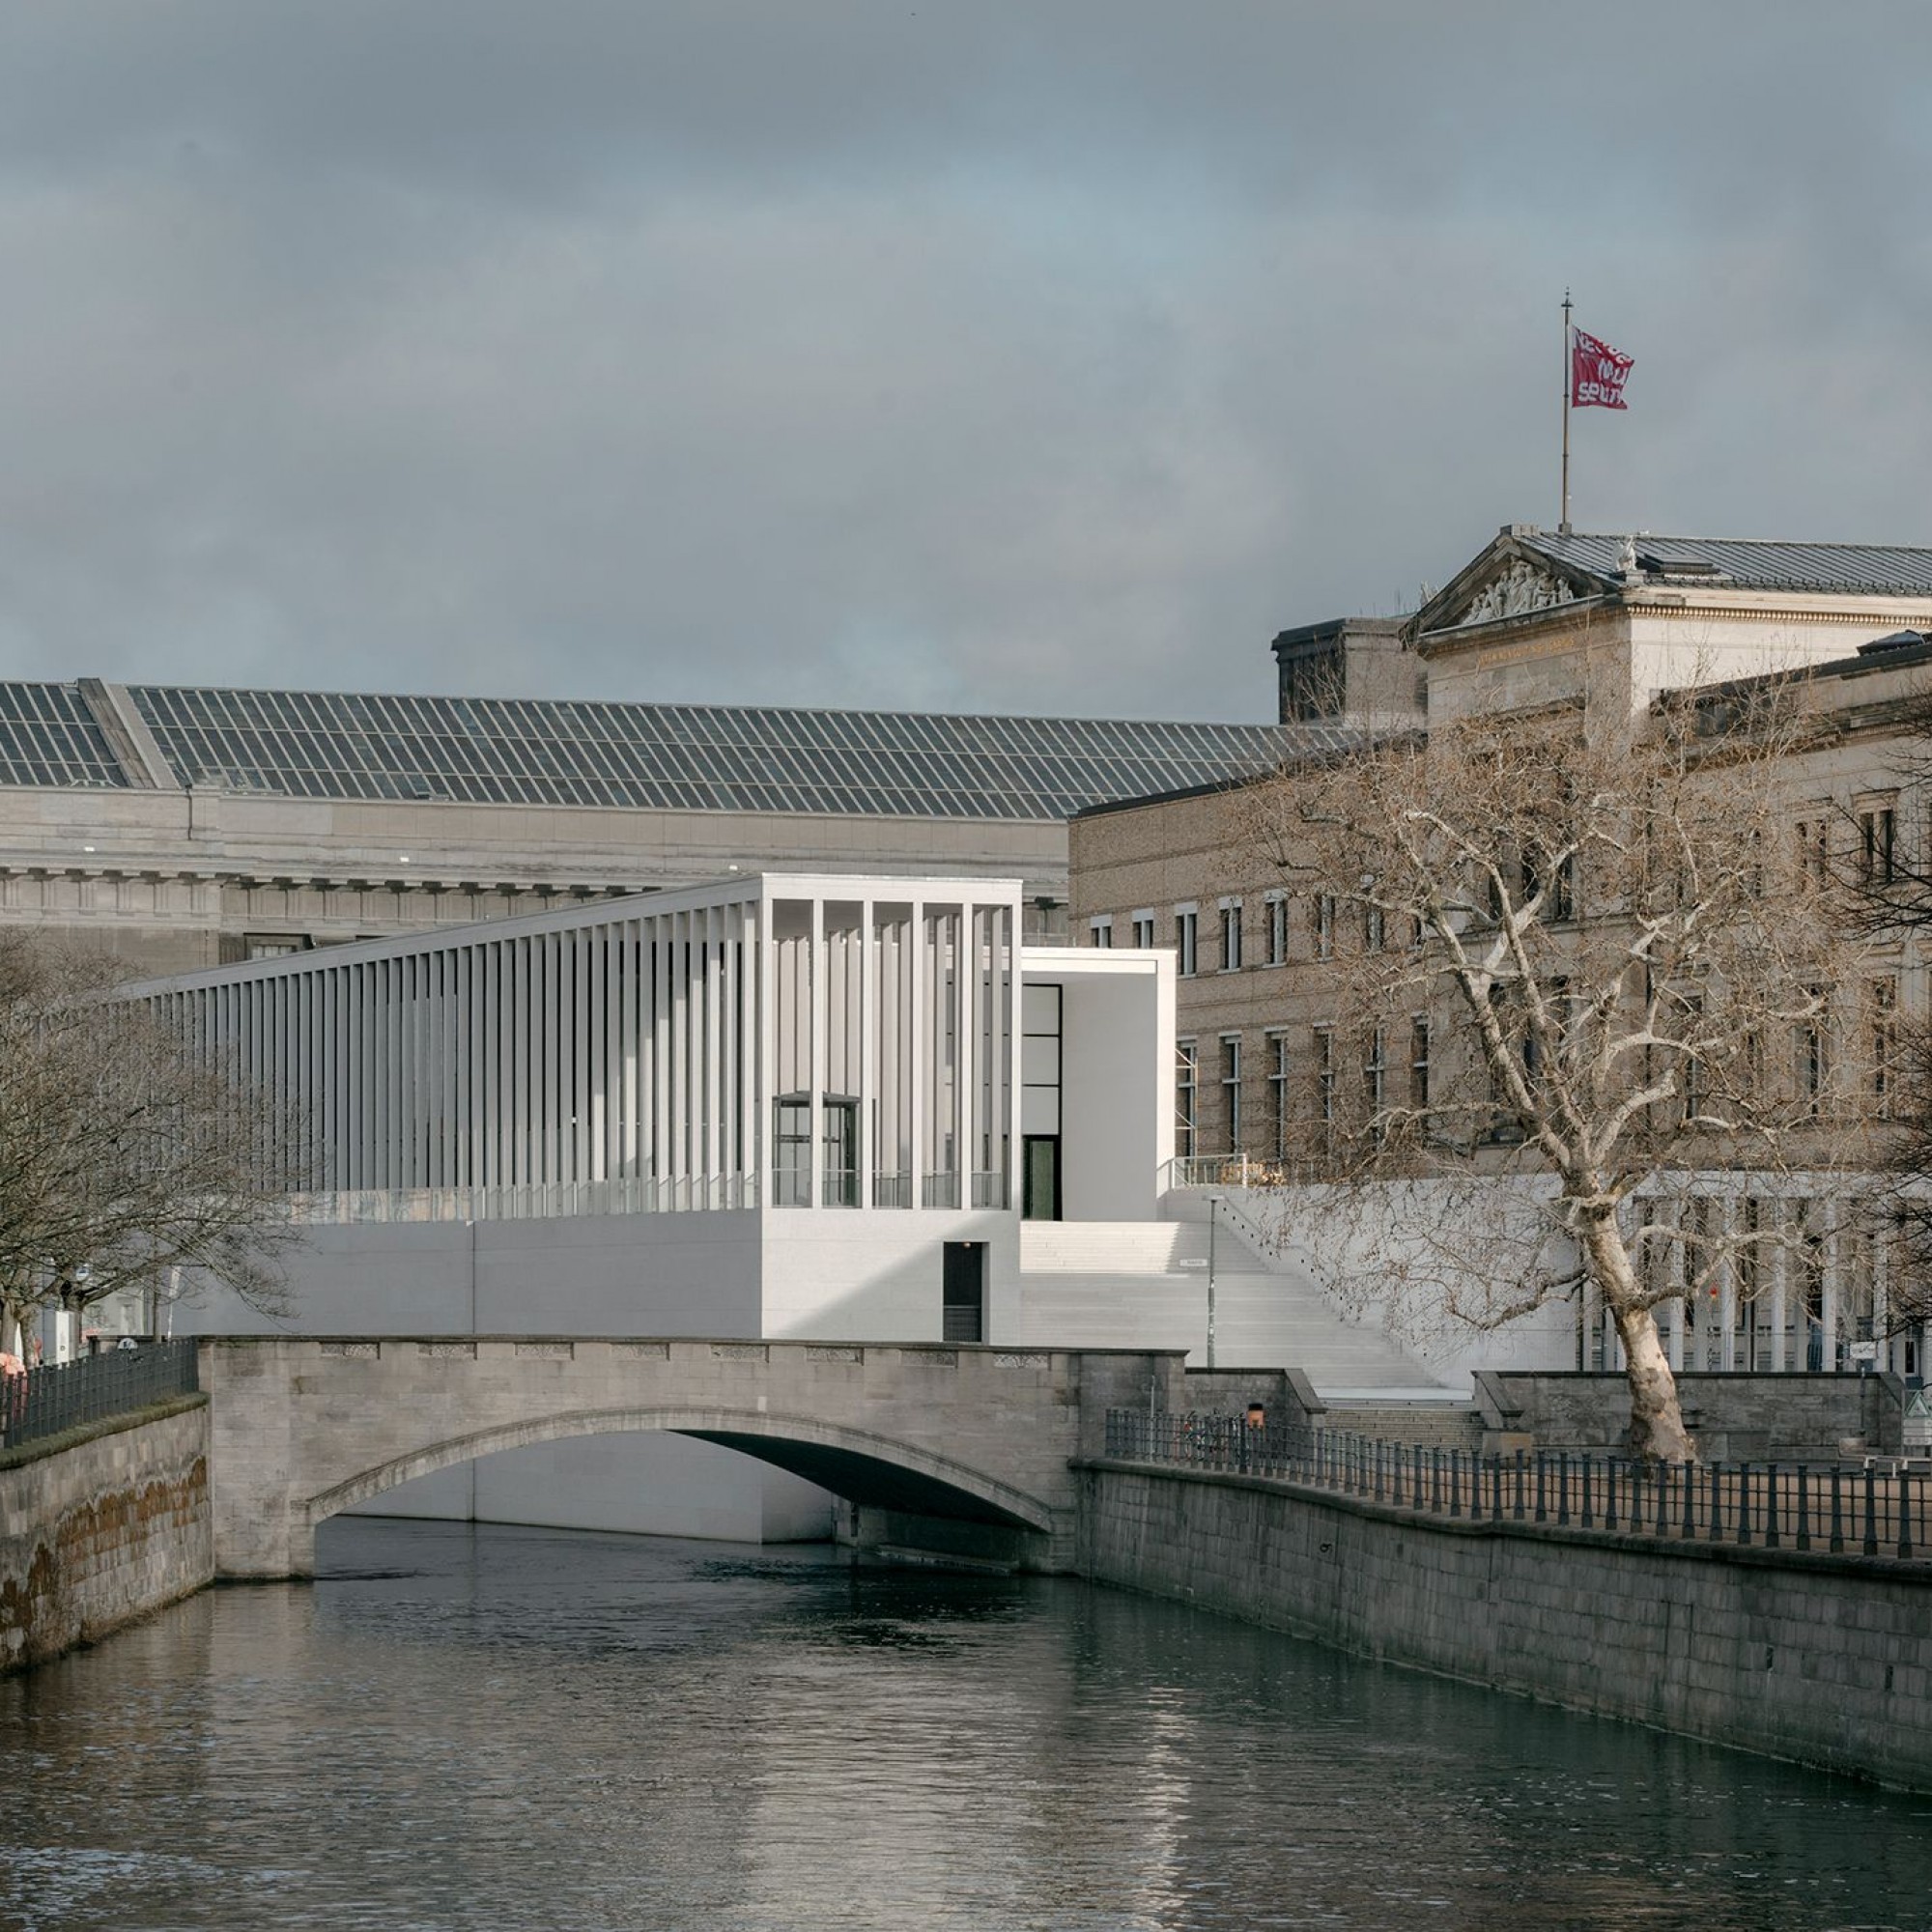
[198,1336,1182,1577]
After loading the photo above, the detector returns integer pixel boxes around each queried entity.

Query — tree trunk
[1578,1210,1698,1463]
[1608,1300,1697,1463]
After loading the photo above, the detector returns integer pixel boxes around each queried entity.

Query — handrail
[0,1340,200,1452]
[1102,1408,1932,1563]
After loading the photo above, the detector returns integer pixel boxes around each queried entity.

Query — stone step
[1321,1402,1483,1449]
[1019,1221,1269,1273]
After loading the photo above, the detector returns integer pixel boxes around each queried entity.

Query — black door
[943,1241,985,1343]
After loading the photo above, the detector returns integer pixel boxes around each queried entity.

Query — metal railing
[290,1175,763,1222]
[1,1340,200,1453]
[1103,1409,1932,1563]
[970,1170,1009,1210]
[1163,1155,1329,1190]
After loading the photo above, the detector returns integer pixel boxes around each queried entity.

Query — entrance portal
[943,1241,985,1343]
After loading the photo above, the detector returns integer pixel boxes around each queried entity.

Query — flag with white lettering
[1571,327,1634,410]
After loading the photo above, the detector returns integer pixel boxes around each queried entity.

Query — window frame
[1174,903,1199,978]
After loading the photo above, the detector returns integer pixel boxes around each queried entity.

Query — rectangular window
[1312,894,1335,960]
[1860,804,1897,885]
[1520,844,1575,923]
[1176,1038,1199,1158]
[1264,894,1288,967]
[1870,975,1898,1120]
[1363,1026,1387,1132]
[1131,909,1155,950]
[1363,900,1385,953]
[1218,898,1243,972]
[1175,906,1199,977]
[1681,996,1704,1123]
[1408,1017,1430,1111]
[1088,914,1113,949]
[1267,1032,1291,1159]
[1313,1024,1335,1150]
[1220,1034,1243,1152]
[1795,815,1830,884]
[1796,991,1828,1118]
[774,1096,810,1208]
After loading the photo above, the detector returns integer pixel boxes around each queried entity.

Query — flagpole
[1559,289,1573,535]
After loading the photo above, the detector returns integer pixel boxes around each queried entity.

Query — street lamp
[1206,1194,1220,1371]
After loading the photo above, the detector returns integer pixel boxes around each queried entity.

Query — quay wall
[1079,1460,1932,1790]
[0,1399,213,1673]
[1474,1371,1905,1460]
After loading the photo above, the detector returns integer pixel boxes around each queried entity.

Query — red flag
[1571,327,1634,410]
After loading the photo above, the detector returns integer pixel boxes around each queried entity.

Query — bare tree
[1244,687,1874,1461]
[0,932,299,1354]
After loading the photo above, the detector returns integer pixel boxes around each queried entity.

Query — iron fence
[1103,1408,1932,1563]
[0,1340,200,1453]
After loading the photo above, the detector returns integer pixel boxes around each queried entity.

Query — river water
[3,1518,1928,1932]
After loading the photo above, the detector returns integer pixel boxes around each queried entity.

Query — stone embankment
[1079,1459,1932,1791]
[1,1398,213,1673]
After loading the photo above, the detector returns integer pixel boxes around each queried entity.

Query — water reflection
[1,1519,1927,1931]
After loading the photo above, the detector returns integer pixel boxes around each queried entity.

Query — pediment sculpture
[1452,558,1577,629]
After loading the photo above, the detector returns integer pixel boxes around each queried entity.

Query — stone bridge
[198,1336,1179,1577]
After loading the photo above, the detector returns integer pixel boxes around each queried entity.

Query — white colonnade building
[129,873,1182,1537]
[149,872,1038,1237]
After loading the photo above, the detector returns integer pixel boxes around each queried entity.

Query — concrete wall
[758,1208,1017,1343]
[174,1208,766,1339]
[1,1399,213,1674]
[1051,952,1175,1222]
[1082,1462,1932,1790]
[1474,1372,1908,1460]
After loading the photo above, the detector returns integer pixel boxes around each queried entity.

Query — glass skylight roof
[0,684,130,788]
[117,686,1296,820]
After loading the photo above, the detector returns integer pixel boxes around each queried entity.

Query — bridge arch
[301,1406,1058,1536]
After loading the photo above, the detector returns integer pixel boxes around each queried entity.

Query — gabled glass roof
[110,685,1297,821]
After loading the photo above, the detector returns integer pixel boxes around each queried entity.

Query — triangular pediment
[1413,531,1612,640]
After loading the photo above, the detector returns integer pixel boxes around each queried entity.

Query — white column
[1004,905,1020,1218]
[704,902,723,1201]
[1718,1196,1738,1373]
[808,895,825,1209]
[1667,1210,1686,1373]
[910,898,925,1205]
[860,897,877,1210]
[958,904,978,1207]
[651,912,671,1197]
[1768,1231,1789,1374]
[1821,1196,1841,1374]
[756,894,778,1206]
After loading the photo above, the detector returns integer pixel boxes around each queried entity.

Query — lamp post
[1206,1194,1220,1371]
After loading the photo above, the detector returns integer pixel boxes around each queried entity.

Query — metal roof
[1519,531,1932,598]
[0,680,1303,820]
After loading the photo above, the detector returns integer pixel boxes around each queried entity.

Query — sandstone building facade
[1071,526,1932,1384]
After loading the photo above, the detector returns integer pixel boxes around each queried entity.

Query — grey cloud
[0,5,1925,723]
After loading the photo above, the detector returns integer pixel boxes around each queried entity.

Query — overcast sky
[1,4,1926,724]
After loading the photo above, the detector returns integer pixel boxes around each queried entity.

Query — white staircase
[1017,1199,1455,1397]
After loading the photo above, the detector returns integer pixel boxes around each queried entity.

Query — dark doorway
[943,1241,985,1343]
[1021,1134,1061,1221]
